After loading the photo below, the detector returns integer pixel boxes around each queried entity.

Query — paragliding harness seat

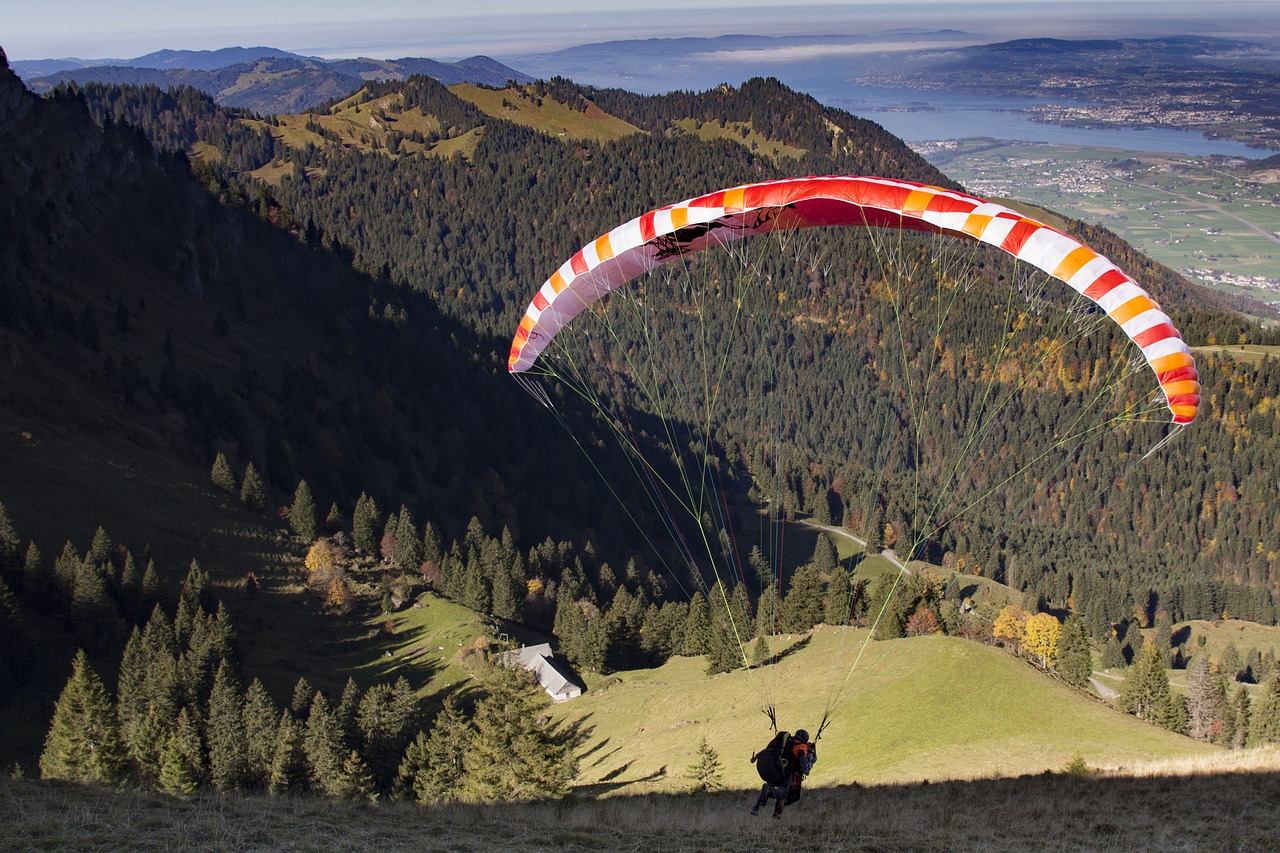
[751,731,807,808]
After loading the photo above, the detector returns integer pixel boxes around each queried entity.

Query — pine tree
[811,532,838,572]
[1229,684,1251,749]
[1185,654,1223,741]
[210,452,238,494]
[269,712,308,795]
[140,559,163,613]
[682,591,713,656]
[782,564,824,632]
[240,462,267,510]
[398,695,471,803]
[0,502,20,580]
[290,677,315,719]
[332,749,377,802]
[39,650,128,784]
[685,737,723,792]
[463,664,575,801]
[303,693,346,796]
[1056,614,1093,688]
[291,480,319,543]
[352,492,380,555]
[335,676,361,751]
[158,708,205,795]
[824,565,852,626]
[1251,676,1280,746]
[207,659,248,792]
[1119,637,1178,730]
[1101,633,1127,669]
[242,678,280,787]
[394,507,423,572]
[180,559,209,613]
[22,542,48,607]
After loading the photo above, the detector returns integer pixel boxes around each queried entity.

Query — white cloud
[693,38,982,63]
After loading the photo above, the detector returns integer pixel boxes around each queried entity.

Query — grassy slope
[669,117,805,162]
[555,628,1216,796]
[5,750,1278,853]
[449,83,641,144]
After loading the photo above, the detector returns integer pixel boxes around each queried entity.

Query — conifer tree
[1229,684,1251,749]
[291,480,319,543]
[352,492,380,555]
[824,565,852,626]
[240,462,267,510]
[290,677,315,719]
[463,664,575,801]
[210,452,238,494]
[685,737,723,792]
[782,565,824,632]
[333,749,377,802]
[207,659,248,792]
[394,507,423,572]
[1252,676,1280,746]
[87,526,113,568]
[158,707,204,795]
[39,650,128,784]
[242,678,280,787]
[22,541,48,606]
[335,677,361,750]
[811,532,838,572]
[1056,614,1093,688]
[0,502,20,580]
[140,558,163,613]
[1185,654,1223,741]
[398,695,471,803]
[303,693,346,796]
[1101,633,1127,669]
[269,712,308,795]
[180,559,209,613]
[683,591,713,656]
[421,520,443,566]
[52,541,80,607]
[1119,637,1179,730]
[119,552,140,616]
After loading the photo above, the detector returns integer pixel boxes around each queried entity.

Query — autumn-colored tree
[1023,613,1062,669]
[305,539,338,585]
[905,607,941,636]
[993,604,1029,652]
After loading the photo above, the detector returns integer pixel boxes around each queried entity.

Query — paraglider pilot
[750,728,817,818]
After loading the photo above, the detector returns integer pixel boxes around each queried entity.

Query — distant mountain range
[13,47,532,114]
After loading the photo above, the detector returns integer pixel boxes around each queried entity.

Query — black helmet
[794,729,809,742]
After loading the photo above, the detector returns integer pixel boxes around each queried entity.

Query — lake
[826,85,1266,159]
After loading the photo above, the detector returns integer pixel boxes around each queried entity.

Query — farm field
[920,140,1280,306]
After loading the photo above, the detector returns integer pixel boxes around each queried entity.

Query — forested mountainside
[74,69,1279,611]
[4,43,1280,776]
[14,56,1280,613]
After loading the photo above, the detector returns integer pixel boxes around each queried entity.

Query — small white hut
[503,643,583,702]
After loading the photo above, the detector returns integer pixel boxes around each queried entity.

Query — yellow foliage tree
[992,603,1029,651]
[1022,612,1062,670]
[305,539,335,577]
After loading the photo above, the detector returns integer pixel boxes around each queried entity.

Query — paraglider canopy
[509,176,1199,424]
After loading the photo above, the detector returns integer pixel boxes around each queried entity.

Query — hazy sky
[6,1,1279,61]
